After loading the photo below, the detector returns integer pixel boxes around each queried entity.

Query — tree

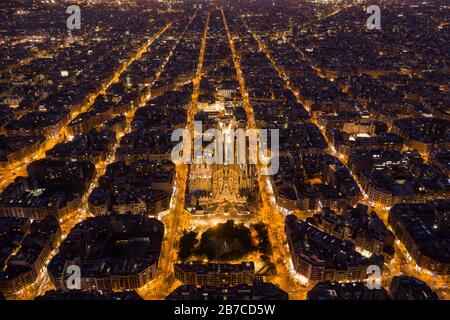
[196,220,255,261]
[178,230,198,261]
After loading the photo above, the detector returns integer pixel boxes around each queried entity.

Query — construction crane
[160,0,174,12]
